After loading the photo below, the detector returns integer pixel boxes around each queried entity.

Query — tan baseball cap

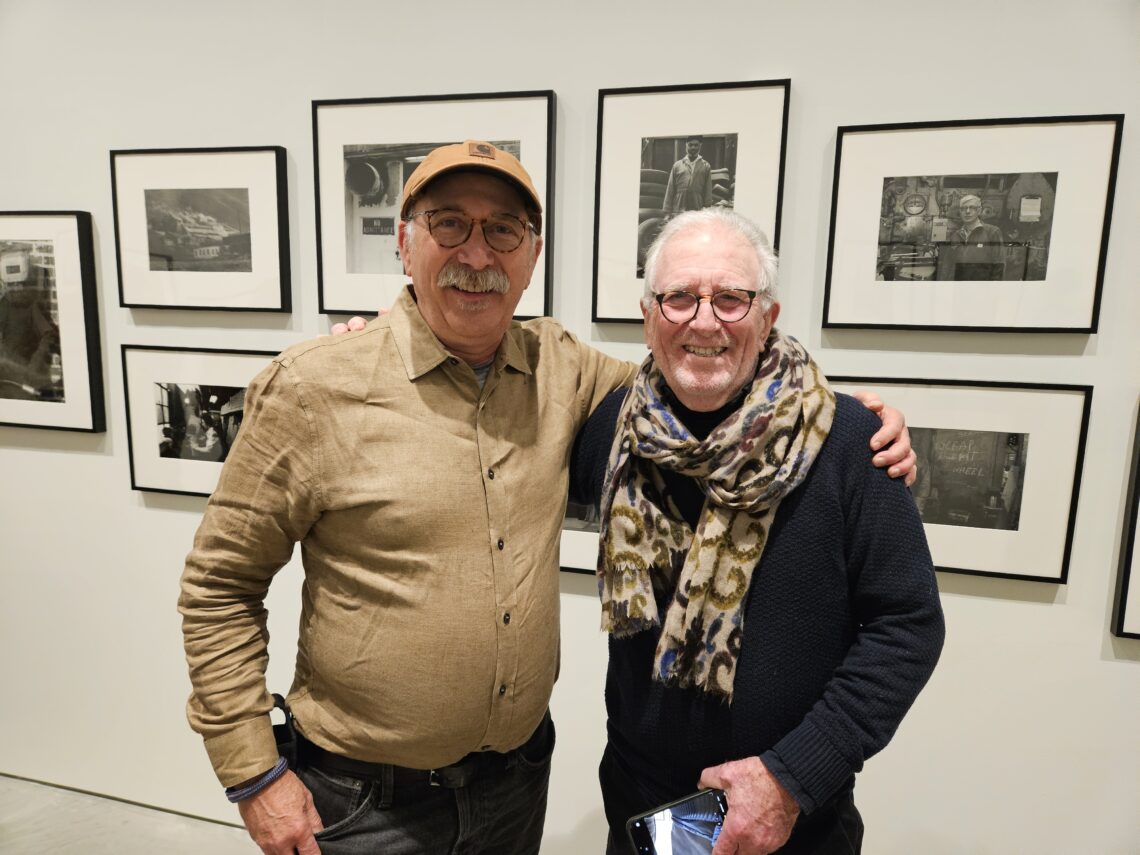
[400,140,543,232]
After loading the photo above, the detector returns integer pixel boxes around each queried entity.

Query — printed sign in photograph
[314,92,554,318]
[874,172,1058,283]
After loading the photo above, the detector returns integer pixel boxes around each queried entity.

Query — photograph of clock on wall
[823,114,1123,332]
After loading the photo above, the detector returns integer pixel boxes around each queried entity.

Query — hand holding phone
[625,788,728,855]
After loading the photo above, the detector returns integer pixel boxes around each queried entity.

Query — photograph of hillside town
[144,188,252,272]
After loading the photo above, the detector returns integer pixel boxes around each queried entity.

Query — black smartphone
[625,788,728,854]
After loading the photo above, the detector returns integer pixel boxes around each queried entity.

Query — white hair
[641,208,778,312]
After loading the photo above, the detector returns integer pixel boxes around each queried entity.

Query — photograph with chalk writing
[876,172,1057,283]
[828,377,1091,582]
[910,428,1028,530]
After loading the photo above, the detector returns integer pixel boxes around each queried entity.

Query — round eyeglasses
[406,208,535,253]
[654,289,758,324]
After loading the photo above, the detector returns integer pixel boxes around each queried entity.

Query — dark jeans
[298,716,554,854]
[600,744,863,855]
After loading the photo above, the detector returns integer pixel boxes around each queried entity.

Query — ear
[761,301,782,339]
[641,299,657,350]
[398,220,412,275]
[522,233,543,291]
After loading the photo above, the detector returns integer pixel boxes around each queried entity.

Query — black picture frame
[831,376,1092,583]
[111,146,291,312]
[823,114,1123,333]
[591,79,790,323]
[122,344,277,497]
[313,90,555,318]
[0,211,105,432]
[1112,402,1140,638]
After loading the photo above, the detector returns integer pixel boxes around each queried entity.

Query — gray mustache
[438,264,510,294]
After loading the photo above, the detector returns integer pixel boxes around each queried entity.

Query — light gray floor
[0,775,254,854]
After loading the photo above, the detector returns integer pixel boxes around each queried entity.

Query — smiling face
[398,171,542,364]
[642,222,780,412]
[685,139,702,160]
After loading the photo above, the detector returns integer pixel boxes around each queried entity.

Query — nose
[688,297,721,333]
[454,226,496,270]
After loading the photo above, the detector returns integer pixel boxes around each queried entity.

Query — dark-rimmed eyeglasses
[405,208,535,253]
[654,289,758,324]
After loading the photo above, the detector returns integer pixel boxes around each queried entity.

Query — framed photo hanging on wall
[313,90,555,318]
[823,114,1123,332]
[122,344,276,497]
[111,147,291,312]
[1112,402,1140,638]
[592,80,789,323]
[830,377,1091,583]
[0,211,104,432]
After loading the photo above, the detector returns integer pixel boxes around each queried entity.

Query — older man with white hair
[570,208,945,854]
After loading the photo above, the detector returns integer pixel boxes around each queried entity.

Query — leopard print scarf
[597,330,835,701]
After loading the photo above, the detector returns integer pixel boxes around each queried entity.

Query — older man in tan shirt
[180,141,914,855]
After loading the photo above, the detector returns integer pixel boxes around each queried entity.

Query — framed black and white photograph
[0,211,104,432]
[111,147,290,311]
[1112,402,1140,638]
[824,115,1123,332]
[592,80,789,322]
[831,377,1091,582]
[313,91,555,317]
[122,344,276,496]
[561,498,601,575]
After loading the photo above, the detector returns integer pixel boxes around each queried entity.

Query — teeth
[683,346,726,356]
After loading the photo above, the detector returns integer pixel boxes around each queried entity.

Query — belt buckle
[428,769,443,788]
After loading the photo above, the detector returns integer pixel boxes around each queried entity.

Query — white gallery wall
[1,1,1137,852]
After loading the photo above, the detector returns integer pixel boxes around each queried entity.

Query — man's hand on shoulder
[329,309,387,336]
[699,756,799,855]
[238,769,323,855]
[853,390,918,487]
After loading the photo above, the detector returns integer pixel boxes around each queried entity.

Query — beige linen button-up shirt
[179,288,636,786]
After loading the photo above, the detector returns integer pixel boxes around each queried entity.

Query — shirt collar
[388,285,533,381]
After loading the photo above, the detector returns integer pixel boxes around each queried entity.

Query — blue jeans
[299,716,554,854]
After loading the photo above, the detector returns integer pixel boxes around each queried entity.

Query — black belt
[295,711,551,793]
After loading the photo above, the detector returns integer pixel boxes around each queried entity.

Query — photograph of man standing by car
[636,133,737,277]
[875,172,1057,282]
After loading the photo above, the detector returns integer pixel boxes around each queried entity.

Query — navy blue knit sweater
[570,389,945,815]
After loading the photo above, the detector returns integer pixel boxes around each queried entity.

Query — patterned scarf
[596,330,835,702]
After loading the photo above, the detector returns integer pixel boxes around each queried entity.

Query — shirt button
[499,684,507,696]
[503,612,511,625]
[487,469,495,480]
[448,357,459,366]
[497,539,505,550]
